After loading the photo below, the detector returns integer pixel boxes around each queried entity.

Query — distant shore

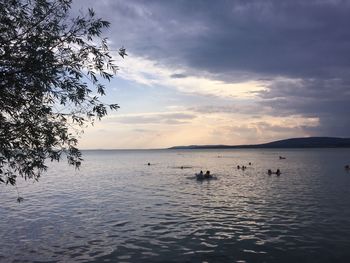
[169,137,350,149]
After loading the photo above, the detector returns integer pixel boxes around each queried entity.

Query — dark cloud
[170,73,187,79]
[74,0,350,136]
[259,78,350,136]
[83,0,350,78]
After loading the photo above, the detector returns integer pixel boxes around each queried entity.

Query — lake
[1,148,350,262]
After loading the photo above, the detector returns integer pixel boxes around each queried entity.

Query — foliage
[0,0,126,185]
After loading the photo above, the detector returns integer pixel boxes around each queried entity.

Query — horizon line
[79,136,350,151]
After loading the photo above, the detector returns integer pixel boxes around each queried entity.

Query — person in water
[268,169,272,175]
[204,170,211,178]
[196,170,204,179]
[237,165,240,169]
[276,169,281,175]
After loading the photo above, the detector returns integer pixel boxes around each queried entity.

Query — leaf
[0,0,122,188]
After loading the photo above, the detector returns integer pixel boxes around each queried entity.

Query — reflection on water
[1,149,350,262]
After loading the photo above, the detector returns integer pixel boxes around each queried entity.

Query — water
[1,148,350,263]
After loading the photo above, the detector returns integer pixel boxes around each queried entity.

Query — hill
[169,137,350,149]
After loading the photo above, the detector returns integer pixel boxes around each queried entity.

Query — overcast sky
[73,0,350,149]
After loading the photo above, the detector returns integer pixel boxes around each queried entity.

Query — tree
[0,0,126,186]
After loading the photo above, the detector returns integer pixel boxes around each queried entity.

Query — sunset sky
[73,0,350,149]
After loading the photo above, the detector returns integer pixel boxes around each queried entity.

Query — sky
[72,0,350,149]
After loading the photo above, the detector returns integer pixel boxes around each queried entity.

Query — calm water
[1,149,350,263]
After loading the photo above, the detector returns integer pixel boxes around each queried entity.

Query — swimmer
[204,170,211,178]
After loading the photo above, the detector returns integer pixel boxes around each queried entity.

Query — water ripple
[1,149,350,262]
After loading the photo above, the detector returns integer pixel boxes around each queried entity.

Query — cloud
[116,54,267,99]
[209,118,320,145]
[258,78,350,135]
[170,73,187,79]
[81,0,350,79]
[73,0,350,139]
[78,107,321,148]
[188,104,271,116]
[105,112,196,125]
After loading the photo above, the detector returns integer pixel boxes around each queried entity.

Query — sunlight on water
[1,149,350,262]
